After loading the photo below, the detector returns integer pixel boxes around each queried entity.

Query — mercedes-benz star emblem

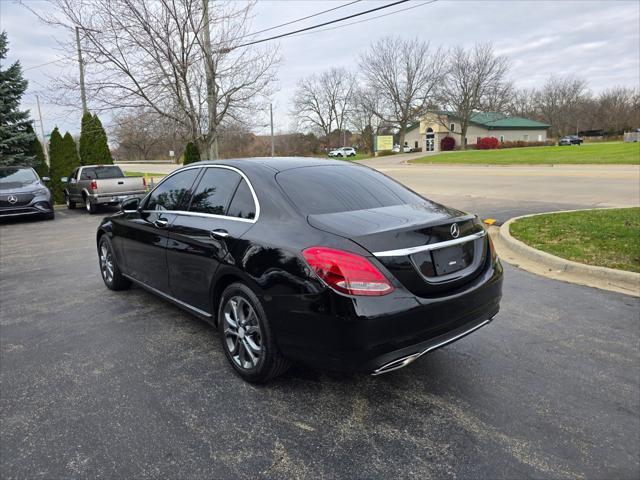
[450,223,460,239]
[7,195,18,205]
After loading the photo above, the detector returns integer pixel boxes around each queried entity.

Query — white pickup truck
[62,165,147,213]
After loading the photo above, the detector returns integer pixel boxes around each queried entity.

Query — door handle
[210,229,229,238]
[154,218,169,228]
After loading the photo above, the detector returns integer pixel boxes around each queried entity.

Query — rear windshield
[276,165,424,215]
[81,166,124,180]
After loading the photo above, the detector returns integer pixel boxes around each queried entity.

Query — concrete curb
[493,209,640,297]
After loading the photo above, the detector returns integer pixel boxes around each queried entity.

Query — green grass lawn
[124,171,166,178]
[411,142,640,165]
[510,208,640,273]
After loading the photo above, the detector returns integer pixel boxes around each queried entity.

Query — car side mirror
[60,177,68,183]
[121,197,141,212]
[42,176,50,182]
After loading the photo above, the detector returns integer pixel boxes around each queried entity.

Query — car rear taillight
[302,247,394,296]
[89,180,97,190]
[142,177,147,188]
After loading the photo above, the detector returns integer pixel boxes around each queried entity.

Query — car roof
[189,157,353,173]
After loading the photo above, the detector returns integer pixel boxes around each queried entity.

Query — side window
[145,169,200,211]
[189,168,241,216]
[80,168,95,180]
[227,179,256,220]
[71,168,79,180]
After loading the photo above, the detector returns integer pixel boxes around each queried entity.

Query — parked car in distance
[328,147,356,157]
[0,166,54,220]
[96,158,503,383]
[63,165,147,213]
[392,144,413,153]
[558,135,583,146]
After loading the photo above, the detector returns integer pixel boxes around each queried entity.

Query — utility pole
[270,103,275,157]
[36,95,50,166]
[201,0,219,160]
[75,26,88,114]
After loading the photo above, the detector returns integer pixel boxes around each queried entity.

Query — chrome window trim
[140,164,260,223]
[372,230,486,257]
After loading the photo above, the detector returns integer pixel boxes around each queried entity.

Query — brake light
[89,180,97,190]
[142,177,147,188]
[302,247,394,296]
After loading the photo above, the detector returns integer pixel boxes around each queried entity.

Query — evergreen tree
[78,111,93,165]
[79,112,113,165]
[61,132,80,174]
[183,142,201,165]
[26,123,48,177]
[48,128,65,203]
[0,31,35,166]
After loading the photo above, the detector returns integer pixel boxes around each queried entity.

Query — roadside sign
[169,150,175,157]
[374,135,393,152]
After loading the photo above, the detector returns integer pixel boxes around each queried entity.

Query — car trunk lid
[307,204,488,296]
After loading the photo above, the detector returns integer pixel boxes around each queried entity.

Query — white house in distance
[404,111,551,153]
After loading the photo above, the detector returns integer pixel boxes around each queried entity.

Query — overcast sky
[2,0,639,138]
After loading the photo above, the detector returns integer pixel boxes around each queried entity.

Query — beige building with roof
[404,112,551,153]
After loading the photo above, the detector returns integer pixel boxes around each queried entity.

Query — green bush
[79,112,113,165]
[183,142,201,165]
[48,128,65,203]
[26,123,48,177]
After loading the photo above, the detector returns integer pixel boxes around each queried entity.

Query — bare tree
[533,76,589,137]
[592,87,639,134]
[292,67,356,146]
[437,43,510,149]
[359,37,446,148]
[111,108,189,160]
[349,87,385,153]
[26,0,279,159]
[507,88,538,118]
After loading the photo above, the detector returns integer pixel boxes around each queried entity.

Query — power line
[23,56,70,72]
[216,0,411,52]
[237,0,362,40]
[290,0,437,38]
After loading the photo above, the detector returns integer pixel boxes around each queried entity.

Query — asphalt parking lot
[1,206,638,479]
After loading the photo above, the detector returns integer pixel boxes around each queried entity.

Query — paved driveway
[1,208,638,479]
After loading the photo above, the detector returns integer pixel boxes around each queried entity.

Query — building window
[464,137,468,146]
[450,123,455,132]
[500,135,504,143]
[415,141,418,149]
[537,134,542,141]
[524,134,529,141]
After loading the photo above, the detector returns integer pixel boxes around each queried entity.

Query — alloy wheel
[223,296,263,370]
[100,243,114,284]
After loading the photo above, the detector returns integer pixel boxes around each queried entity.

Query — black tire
[98,235,131,291]
[85,196,98,214]
[218,282,289,383]
[65,193,76,209]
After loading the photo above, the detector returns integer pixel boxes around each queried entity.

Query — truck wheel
[85,196,97,214]
[65,193,76,209]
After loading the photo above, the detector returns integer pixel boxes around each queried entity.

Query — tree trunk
[460,124,468,150]
[398,123,406,151]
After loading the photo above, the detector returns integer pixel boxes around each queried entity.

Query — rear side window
[146,169,200,211]
[227,179,256,220]
[276,165,424,215]
[189,168,241,215]
[80,166,124,180]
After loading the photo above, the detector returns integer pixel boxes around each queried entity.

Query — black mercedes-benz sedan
[0,166,54,220]
[96,158,503,383]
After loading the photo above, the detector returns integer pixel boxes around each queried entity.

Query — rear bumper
[88,192,146,205]
[262,257,503,374]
